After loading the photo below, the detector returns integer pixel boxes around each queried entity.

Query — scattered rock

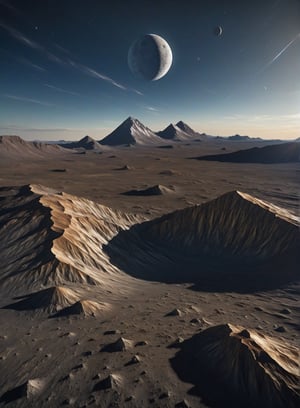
[159,170,177,175]
[104,330,120,335]
[168,337,184,348]
[101,337,133,352]
[82,351,92,357]
[165,308,182,317]
[122,184,174,196]
[61,397,76,405]
[159,391,171,399]
[274,326,286,333]
[190,318,201,324]
[116,165,132,171]
[135,340,148,347]
[72,363,85,370]
[0,378,46,403]
[280,308,292,315]
[93,374,121,391]
[125,355,140,366]
[175,399,190,408]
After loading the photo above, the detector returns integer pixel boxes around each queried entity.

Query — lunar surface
[128,34,173,80]
[0,127,299,407]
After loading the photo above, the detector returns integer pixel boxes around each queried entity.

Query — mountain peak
[156,123,190,141]
[79,135,95,143]
[100,117,163,146]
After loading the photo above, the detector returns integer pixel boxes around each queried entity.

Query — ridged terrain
[1,185,299,294]
[171,323,300,408]
[105,191,300,289]
[141,191,299,259]
[0,184,141,293]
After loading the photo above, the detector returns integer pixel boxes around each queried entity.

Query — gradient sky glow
[0,0,299,140]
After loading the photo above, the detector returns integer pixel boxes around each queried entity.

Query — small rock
[72,363,85,370]
[135,340,148,347]
[165,308,182,317]
[280,308,292,315]
[101,337,132,352]
[125,355,140,366]
[175,399,190,408]
[61,397,76,405]
[190,318,201,324]
[159,391,170,399]
[104,330,120,335]
[168,337,184,348]
[82,351,92,357]
[274,326,286,333]
[93,374,121,391]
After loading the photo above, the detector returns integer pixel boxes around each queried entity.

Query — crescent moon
[128,34,173,81]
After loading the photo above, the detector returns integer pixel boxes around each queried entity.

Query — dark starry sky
[0,0,299,140]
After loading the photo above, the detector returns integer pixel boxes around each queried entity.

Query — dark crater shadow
[103,221,300,293]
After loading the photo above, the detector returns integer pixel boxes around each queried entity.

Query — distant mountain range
[1,117,296,150]
[100,117,212,146]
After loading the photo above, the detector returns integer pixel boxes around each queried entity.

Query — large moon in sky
[128,34,173,81]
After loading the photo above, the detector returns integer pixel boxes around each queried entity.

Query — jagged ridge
[104,190,300,289]
[0,184,141,293]
[171,323,300,408]
[141,190,299,260]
